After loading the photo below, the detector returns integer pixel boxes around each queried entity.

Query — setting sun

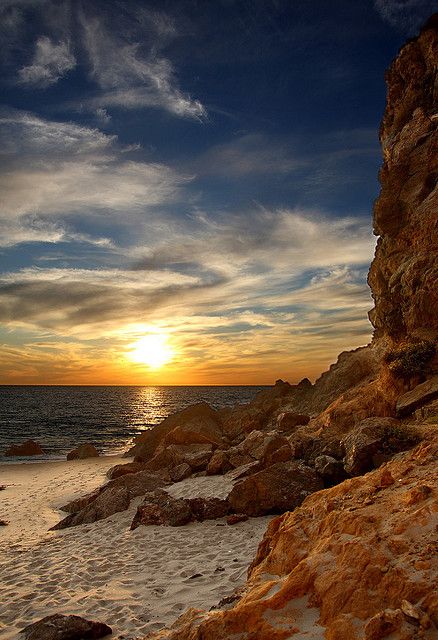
[128,334,174,369]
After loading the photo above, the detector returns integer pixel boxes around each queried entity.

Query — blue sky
[0,0,436,384]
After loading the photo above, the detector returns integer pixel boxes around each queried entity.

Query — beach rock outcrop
[55,470,169,528]
[227,460,323,517]
[51,485,130,530]
[4,440,44,456]
[126,403,223,462]
[143,428,438,640]
[20,613,112,639]
[66,443,99,460]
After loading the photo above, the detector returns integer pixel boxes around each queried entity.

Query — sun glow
[128,334,174,369]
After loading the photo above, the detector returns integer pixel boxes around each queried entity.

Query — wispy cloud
[190,134,304,177]
[80,12,206,120]
[18,35,75,87]
[0,110,191,236]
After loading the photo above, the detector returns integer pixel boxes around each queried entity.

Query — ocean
[0,385,268,462]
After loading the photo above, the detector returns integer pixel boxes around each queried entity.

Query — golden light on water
[127,334,174,369]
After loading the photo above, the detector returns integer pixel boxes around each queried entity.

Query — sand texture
[0,458,270,639]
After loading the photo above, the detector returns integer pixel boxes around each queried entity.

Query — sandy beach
[0,457,271,639]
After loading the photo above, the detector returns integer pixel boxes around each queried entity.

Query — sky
[0,0,436,385]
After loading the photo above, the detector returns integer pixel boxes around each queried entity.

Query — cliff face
[368,16,438,342]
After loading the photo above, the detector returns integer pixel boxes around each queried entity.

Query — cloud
[18,35,75,87]
[0,110,191,231]
[190,134,304,177]
[373,0,437,31]
[80,11,206,120]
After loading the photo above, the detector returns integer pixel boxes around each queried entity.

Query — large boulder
[130,489,193,528]
[223,430,292,473]
[342,417,419,476]
[314,455,346,486]
[206,450,233,475]
[146,443,213,473]
[55,470,169,528]
[170,463,192,482]
[396,376,438,417]
[4,440,44,456]
[227,461,323,517]
[126,403,222,462]
[20,614,112,639]
[51,485,130,530]
[130,490,231,529]
[276,412,310,432]
[106,462,148,479]
[66,443,99,460]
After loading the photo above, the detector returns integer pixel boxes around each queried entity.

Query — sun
[128,334,174,369]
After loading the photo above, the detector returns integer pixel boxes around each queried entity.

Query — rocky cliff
[142,17,438,640]
[368,15,438,343]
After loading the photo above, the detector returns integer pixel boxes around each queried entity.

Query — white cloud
[80,13,206,120]
[18,36,75,87]
[0,110,191,223]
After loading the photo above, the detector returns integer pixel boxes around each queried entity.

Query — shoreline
[0,454,271,639]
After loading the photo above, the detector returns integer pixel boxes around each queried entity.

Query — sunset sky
[0,0,436,385]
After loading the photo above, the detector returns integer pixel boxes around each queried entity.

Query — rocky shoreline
[1,15,437,640]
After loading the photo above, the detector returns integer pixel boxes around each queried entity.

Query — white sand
[0,458,271,639]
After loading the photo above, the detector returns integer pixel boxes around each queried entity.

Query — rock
[130,489,193,528]
[0,519,8,526]
[227,461,323,517]
[396,376,438,417]
[66,443,99,460]
[206,450,232,475]
[161,418,223,448]
[367,16,438,342]
[130,491,231,528]
[225,461,261,480]
[342,417,402,476]
[143,431,438,640]
[276,412,310,432]
[146,443,213,473]
[106,462,147,479]
[57,470,169,525]
[227,514,249,525]
[126,403,222,462]
[364,608,413,640]
[51,485,130,530]
[4,440,44,456]
[170,463,192,482]
[225,430,292,471]
[187,497,230,521]
[314,455,346,485]
[171,443,213,471]
[20,613,112,639]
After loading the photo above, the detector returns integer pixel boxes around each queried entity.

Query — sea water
[0,385,268,461]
